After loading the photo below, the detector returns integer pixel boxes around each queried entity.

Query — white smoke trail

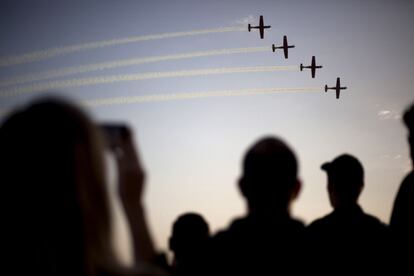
[0,47,269,87]
[0,27,245,67]
[0,87,320,119]
[83,87,321,107]
[0,65,299,98]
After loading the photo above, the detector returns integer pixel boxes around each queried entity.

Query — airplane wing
[260,28,264,39]
[284,47,288,59]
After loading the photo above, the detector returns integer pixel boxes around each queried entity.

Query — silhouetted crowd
[1,97,413,276]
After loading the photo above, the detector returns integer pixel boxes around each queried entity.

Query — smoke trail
[0,87,320,119]
[83,87,321,107]
[0,47,269,87]
[0,27,245,67]
[0,65,299,98]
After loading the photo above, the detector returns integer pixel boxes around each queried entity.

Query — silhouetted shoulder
[308,205,387,232]
[212,217,248,243]
[307,206,389,274]
[393,171,414,207]
[211,216,305,274]
[307,212,337,237]
[307,214,331,230]
[390,171,414,232]
[397,171,414,195]
[217,215,305,238]
[362,213,388,229]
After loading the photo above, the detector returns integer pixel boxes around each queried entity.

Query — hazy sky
[1,0,414,261]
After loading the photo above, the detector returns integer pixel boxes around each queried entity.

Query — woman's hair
[1,98,116,276]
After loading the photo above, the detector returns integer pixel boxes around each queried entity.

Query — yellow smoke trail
[0,65,299,98]
[0,27,245,67]
[0,47,269,87]
[83,87,321,107]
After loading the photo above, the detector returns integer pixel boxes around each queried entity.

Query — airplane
[325,77,347,99]
[300,56,322,78]
[272,35,295,59]
[248,15,271,39]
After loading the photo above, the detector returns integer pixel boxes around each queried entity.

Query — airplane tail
[300,64,303,71]
[324,85,328,92]
[248,24,251,32]
[272,44,276,52]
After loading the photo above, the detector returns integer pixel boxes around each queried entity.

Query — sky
[1,0,414,263]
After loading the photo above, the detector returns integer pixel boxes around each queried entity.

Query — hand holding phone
[100,123,155,262]
[101,123,145,204]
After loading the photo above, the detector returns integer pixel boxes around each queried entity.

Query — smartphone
[100,123,129,148]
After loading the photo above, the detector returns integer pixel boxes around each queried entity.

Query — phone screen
[100,124,128,148]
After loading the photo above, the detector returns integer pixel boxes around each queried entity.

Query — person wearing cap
[307,154,388,272]
[390,103,414,268]
[210,137,305,275]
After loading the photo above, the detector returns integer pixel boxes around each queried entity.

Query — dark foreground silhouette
[210,137,305,275]
[169,213,210,276]
[307,154,389,273]
[3,95,414,275]
[390,103,414,271]
[0,99,165,276]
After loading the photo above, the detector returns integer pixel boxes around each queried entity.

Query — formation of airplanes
[248,15,348,100]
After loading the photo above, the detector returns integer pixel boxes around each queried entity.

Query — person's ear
[409,133,414,158]
[291,179,302,200]
[169,237,175,251]
[357,180,364,196]
[238,176,248,199]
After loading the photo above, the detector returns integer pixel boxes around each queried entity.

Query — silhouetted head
[239,137,300,214]
[0,98,114,275]
[169,213,210,263]
[403,103,414,163]
[321,154,364,208]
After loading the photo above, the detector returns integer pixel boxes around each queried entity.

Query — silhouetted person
[169,213,210,276]
[0,98,165,276]
[210,137,304,275]
[307,154,388,273]
[390,103,414,270]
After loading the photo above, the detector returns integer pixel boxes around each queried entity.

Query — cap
[321,154,364,182]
